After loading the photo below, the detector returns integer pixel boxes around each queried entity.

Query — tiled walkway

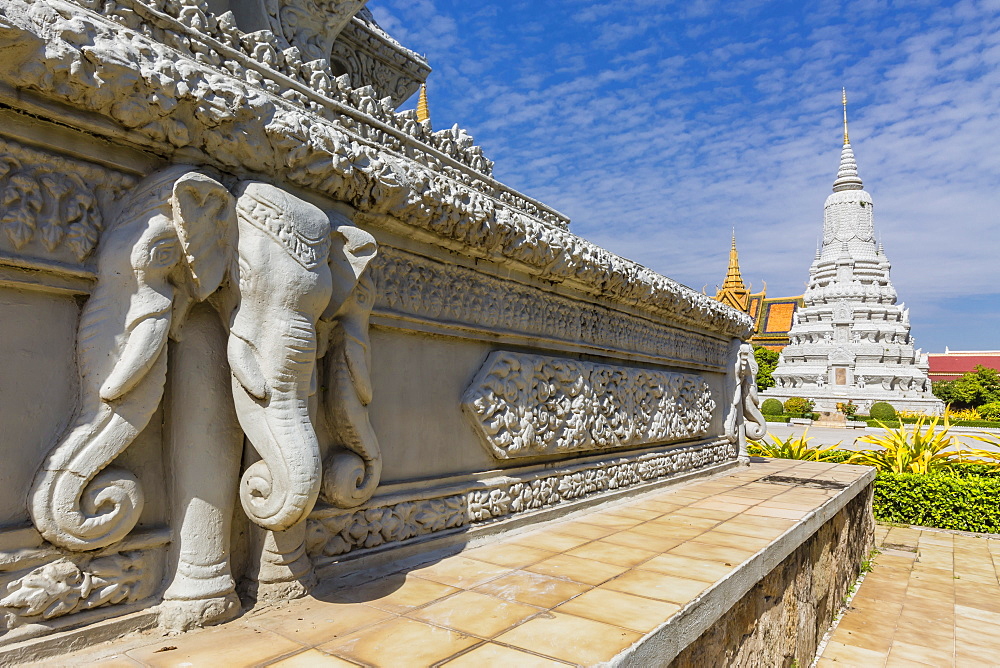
[38,459,866,668]
[818,524,1000,667]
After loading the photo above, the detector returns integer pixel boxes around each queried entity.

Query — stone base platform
[12,460,875,667]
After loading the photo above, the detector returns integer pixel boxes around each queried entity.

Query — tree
[753,345,779,392]
[933,365,1000,408]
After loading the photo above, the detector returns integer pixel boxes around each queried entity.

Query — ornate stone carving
[462,352,716,460]
[0,137,135,264]
[0,553,145,630]
[0,529,166,636]
[0,1,750,339]
[371,247,731,369]
[27,166,379,631]
[263,0,366,62]
[305,440,736,565]
[725,343,767,464]
[330,9,430,107]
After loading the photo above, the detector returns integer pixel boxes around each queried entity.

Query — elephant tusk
[228,333,270,400]
[100,315,171,402]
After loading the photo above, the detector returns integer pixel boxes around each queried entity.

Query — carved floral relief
[462,352,716,460]
[306,440,735,565]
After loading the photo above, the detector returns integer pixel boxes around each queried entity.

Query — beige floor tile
[645,515,720,531]
[819,639,889,665]
[440,643,570,667]
[408,590,540,638]
[265,649,361,667]
[628,522,705,541]
[36,655,140,668]
[717,514,796,531]
[511,530,592,553]
[554,586,680,633]
[573,513,644,530]
[743,505,809,520]
[246,599,394,645]
[552,521,620,540]
[954,650,1000,667]
[128,624,304,667]
[887,641,954,666]
[494,611,641,665]
[690,530,772,552]
[668,540,757,565]
[890,624,953,652]
[954,624,1000,651]
[604,506,663,521]
[602,529,685,553]
[831,627,893,654]
[319,617,479,667]
[462,543,557,569]
[525,553,630,585]
[472,570,590,608]
[639,553,734,583]
[669,506,739,521]
[410,556,512,589]
[566,540,658,568]
[956,603,1000,626]
[632,500,684,514]
[603,569,711,604]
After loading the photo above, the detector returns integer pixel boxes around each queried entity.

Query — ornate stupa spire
[416,83,431,127]
[833,89,863,192]
[763,91,941,415]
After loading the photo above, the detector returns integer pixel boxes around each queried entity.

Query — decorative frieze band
[0,136,136,267]
[0,530,166,635]
[370,247,731,369]
[463,351,716,459]
[305,440,735,566]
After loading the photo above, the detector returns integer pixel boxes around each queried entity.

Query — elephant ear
[324,221,378,321]
[171,172,236,301]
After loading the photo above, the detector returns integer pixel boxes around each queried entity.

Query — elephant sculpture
[725,342,767,464]
[28,166,381,630]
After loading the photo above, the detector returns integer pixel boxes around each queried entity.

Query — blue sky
[371,0,1000,353]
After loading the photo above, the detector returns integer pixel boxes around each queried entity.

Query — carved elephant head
[31,169,380,556]
[30,166,236,550]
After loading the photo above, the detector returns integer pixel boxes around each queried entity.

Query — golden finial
[417,83,430,125]
[842,87,849,145]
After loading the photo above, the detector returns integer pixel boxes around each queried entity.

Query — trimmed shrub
[761,398,784,415]
[783,397,814,414]
[868,401,897,421]
[978,402,1000,421]
[764,415,791,423]
[873,471,1000,533]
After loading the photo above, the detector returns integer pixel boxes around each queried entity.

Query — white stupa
[764,91,943,415]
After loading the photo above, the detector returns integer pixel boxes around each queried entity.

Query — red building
[927,350,1000,382]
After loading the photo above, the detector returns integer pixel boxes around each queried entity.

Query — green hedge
[764,415,791,423]
[863,417,1000,429]
[873,471,1000,533]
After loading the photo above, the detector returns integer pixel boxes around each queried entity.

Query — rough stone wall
[670,484,875,668]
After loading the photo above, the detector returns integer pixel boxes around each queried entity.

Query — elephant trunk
[321,274,382,508]
[230,318,323,532]
[28,281,172,550]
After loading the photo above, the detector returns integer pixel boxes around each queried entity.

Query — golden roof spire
[842,87,849,145]
[715,232,752,312]
[723,231,746,291]
[417,83,430,125]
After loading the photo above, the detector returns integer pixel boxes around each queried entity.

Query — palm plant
[749,430,843,462]
[851,416,1000,474]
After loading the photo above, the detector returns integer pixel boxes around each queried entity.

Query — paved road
[762,422,1000,453]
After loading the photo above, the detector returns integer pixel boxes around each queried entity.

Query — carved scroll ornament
[463,352,716,460]
[725,342,767,464]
